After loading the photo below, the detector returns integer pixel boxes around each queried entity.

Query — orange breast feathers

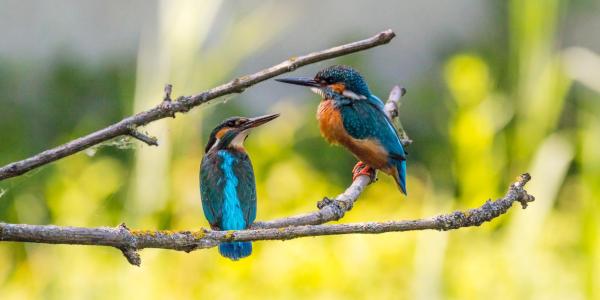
[317,100,389,169]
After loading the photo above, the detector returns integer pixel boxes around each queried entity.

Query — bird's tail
[392,160,407,195]
[218,241,252,261]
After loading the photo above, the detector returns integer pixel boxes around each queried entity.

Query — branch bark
[126,126,158,146]
[0,29,396,181]
[251,175,371,229]
[0,173,534,266]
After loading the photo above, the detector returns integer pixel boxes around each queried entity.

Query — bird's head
[204,113,279,153]
[276,65,371,101]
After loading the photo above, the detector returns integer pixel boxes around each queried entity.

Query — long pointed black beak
[275,77,321,88]
[243,113,280,130]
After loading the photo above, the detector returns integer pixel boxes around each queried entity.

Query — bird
[199,113,279,260]
[276,65,407,194]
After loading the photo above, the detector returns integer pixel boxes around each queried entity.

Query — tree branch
[0,173,534,266]
[126,125,158,146]
[0,30,536,267]
[0,80,534,266]
[251,175,371,229]
[0,29,396,181]
[385,85,412,144]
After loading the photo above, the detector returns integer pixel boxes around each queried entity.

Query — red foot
[352,161,376,182]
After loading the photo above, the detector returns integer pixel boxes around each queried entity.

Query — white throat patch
[342,90,367,100]
[209,138,221,151]
[310,87,325,97]
[230,130,249,148]
[310,87,366,100]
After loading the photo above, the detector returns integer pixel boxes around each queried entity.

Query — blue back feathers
[219,151,247,231]
[200,149,257,260]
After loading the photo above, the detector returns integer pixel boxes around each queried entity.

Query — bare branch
[163,83,173,102]
[0,81,534,267]
[0,174,534,265]
[0,29,396,181]
[116,223,141,266]
[252,176,371,229]
[0,34,535,268]
[126,125,158,146]
[385,85,412,145]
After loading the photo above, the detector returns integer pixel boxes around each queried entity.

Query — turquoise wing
[199,152,225,228]
[367,94,386,110]
[340,98,406,161]
[233,152,257,225]
[339,97,408,193]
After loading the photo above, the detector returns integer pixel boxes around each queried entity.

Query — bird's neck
[319,87,372,106]
[209,145,246,157]
[321,93,352,106]
[227,145,247,154]
[229,131,249,151]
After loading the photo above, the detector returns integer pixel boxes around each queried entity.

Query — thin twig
[384,85,412,144]
[0,29,396,181]
[163,84,173,102]
[126,126,158,146]
[252,176,371,229]
[0,173,534,265]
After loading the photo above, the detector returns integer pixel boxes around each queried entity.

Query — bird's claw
[352,161,377,182]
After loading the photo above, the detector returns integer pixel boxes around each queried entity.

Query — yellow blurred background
[1,0,599,299]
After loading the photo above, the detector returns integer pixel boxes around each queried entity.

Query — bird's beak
[243,113,280,130]
[275,77,321,88]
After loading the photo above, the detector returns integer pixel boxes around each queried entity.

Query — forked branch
[0,174,534,266]
[0,30,536,267]
[0,29,396,181]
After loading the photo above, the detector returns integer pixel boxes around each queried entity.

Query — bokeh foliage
[1,0,599,299]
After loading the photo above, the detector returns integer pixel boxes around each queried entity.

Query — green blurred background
[1,0,599,299]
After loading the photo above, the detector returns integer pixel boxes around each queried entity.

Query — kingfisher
[276,65,407,194]
[199,113,279,260]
